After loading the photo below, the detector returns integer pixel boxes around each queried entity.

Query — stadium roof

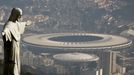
[53,52,99,62]
[23,33,132,50]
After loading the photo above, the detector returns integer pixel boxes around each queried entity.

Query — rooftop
[53,52,99,62]
[23,33,132,50]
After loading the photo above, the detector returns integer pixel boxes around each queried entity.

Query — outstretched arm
[19,20,32,26]
[22,15,49,26]
[26,20,32,26]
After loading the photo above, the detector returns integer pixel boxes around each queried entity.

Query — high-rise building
[116,52,134,75]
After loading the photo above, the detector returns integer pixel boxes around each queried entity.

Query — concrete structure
[53,52,100,75]
[23,33,132,50]
[116,53,134,75]
[23,33,132,75]
[120,28,134,43]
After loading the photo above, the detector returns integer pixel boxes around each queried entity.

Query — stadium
[23,33,132,75]
[23,33,132,52]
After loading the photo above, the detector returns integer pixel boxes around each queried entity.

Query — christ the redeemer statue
[1,8,31,75]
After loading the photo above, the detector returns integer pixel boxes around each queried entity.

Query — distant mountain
[0,0,134,34]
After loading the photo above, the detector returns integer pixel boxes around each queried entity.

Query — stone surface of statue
[2,8,29,75]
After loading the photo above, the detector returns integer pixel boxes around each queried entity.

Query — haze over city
[0,0,134,75]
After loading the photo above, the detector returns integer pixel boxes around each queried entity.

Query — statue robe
[2,21,26,75]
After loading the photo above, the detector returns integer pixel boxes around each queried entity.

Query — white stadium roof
[23,33,132,50]
[53,52,99,62]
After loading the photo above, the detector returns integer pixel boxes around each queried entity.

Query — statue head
[8,8,23,22]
